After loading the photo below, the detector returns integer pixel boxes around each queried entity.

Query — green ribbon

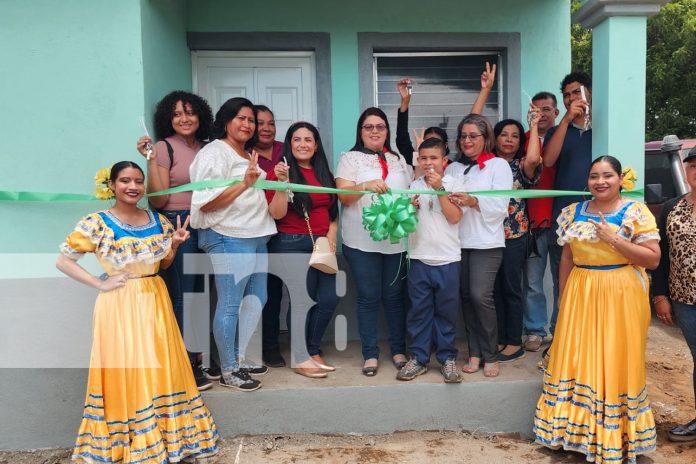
[0,177,645,202]
[362,194,419,244]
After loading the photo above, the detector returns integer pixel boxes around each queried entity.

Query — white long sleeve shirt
[446,157,513,249]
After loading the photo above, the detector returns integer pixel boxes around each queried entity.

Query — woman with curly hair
[136,91,215,391]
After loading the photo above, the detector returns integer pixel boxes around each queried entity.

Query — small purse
[304,208,338,274]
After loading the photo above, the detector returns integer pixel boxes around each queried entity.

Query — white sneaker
[524,335,543,352]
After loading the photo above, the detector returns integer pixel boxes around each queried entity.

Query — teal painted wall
[1,0,571,268]
[591,16,647,187]
[141,0,192,121]
[0,0,146,257]
[185,0,571,159]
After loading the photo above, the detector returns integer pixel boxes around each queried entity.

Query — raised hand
[397,78,412,100]
[412,127,426,149]
[274,160,289,182]
[243,151,262,187]
[563,99,588,124]
[136,136,156,160]
[527,103,541,128]
[480,62,497,91]
[172,215,191,248]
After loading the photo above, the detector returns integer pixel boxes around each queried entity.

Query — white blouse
[189,139,276,238]
[335,150,413,254]
[446,157,512,249]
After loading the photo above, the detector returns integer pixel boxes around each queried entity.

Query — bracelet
[652,295,668,304]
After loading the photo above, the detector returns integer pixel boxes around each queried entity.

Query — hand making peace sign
[243,150,262,188]
[587,212,619,244]
[171,215,191,248]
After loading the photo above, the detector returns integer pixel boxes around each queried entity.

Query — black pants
[495,235,527,346]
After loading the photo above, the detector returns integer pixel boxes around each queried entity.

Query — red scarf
[360,147,389,180]
[475,151,495,169]
[461,151,495,172]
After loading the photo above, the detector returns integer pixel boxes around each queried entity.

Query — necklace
[589,198,623,214]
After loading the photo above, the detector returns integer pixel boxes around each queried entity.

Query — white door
[192,51,317,140]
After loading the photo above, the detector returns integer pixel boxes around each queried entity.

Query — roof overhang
[572,0,671,28]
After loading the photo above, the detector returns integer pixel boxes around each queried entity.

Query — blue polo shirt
[547,124,592,223]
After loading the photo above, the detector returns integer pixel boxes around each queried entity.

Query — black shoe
[192,362,213,391]
[200,362,221,381]
[496,347,526,363]
[263,351,286,368]
[669,417,696,442]
[219,370,262,392]
[239,359,269,375]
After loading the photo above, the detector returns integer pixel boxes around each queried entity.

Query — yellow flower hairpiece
[94,167,114,200]
[621,167,637,191]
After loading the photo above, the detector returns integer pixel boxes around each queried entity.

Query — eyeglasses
[459,133,484,141]
[362,124,387,133]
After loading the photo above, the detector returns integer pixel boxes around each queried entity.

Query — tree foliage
[570,0,696,141]
[571,0,592,74]
[645,0,696,140]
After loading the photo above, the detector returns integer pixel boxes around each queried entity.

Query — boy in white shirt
[397,138,464,383]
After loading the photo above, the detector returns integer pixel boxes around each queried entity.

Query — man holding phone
[539,71,592,338]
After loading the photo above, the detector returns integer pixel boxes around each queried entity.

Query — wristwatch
[436,186,446,192]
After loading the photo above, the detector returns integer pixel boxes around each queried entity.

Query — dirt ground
[2,320,695,464]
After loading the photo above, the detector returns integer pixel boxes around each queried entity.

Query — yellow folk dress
[60,210,218,463]
[533,201,659,463]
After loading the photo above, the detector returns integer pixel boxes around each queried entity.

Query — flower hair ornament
[94,167,115,200]
[621,167,637,191]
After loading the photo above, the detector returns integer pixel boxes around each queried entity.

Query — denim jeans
[495,235,527,346]
[523,228,557,338]
[342,245,406,360]
[548,239,563,335]
[157,210,203,337]
[198,228,270,372]
[673,301,696,410]
[267,233,339,362]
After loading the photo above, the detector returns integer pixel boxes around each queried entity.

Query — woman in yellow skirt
[533,156,661,463]
[56,161,218,463]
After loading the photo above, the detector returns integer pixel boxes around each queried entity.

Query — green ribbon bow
[362,194,419,243]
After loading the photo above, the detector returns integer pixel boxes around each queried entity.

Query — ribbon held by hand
[362,194,418,244]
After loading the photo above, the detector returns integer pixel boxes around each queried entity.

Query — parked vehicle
[644,135,695,218]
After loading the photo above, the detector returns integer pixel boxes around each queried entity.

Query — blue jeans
[523,228,557,338]
[158,210,203,337]
[198,229,270,372]
[673,301,696,411]
[495,235,527,346]
[342,245,406,360]
[267,233,339,361]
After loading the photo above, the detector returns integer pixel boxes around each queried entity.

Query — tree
[571,0,696,141]
[571,0,592,74]
[645,0,696,140]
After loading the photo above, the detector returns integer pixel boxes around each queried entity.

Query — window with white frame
[374,52,503,158]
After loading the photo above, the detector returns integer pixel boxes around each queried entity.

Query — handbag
[526,219,549,258]
[303,208,338,274]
